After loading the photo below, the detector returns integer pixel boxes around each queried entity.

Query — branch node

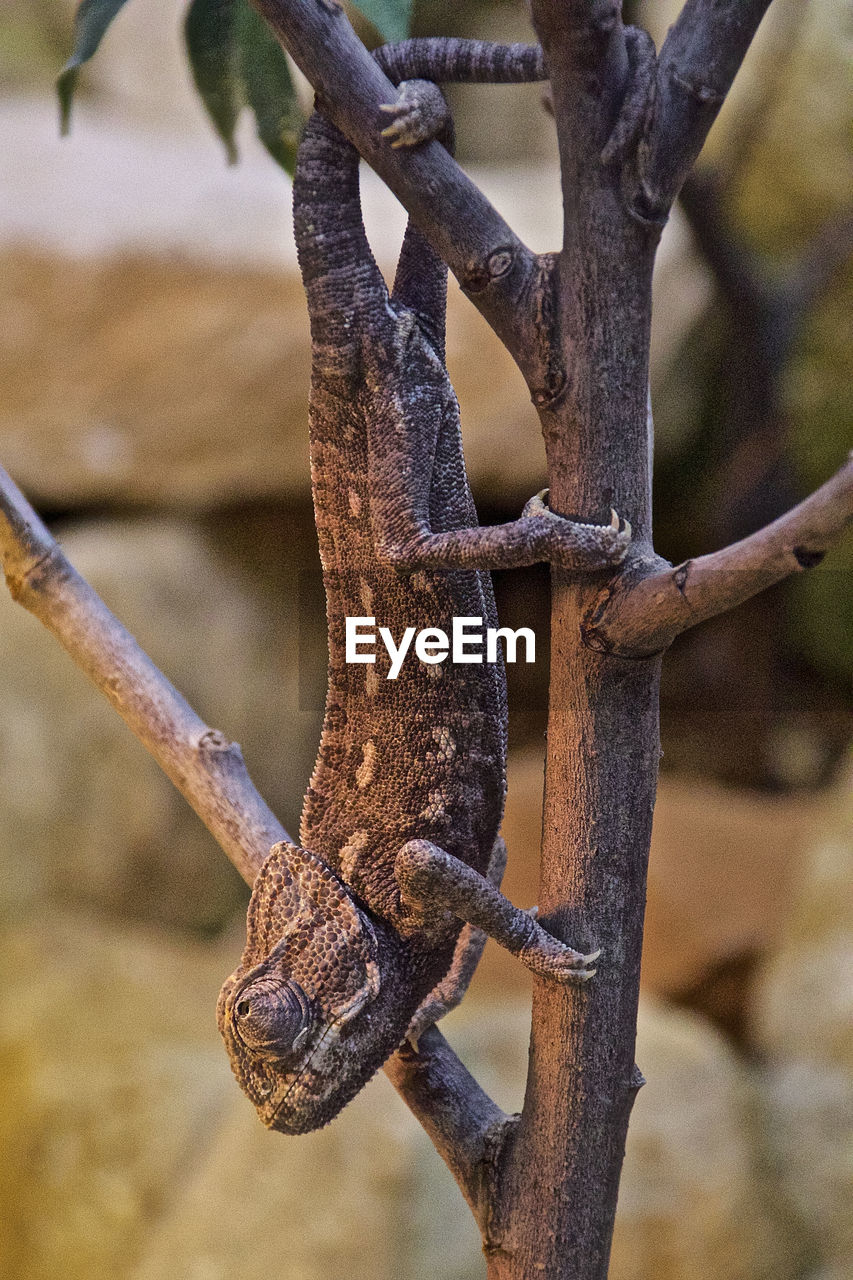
[487,248,514,279]
[792,545,826,570]
[5,546,55,601]
[531,367,567,410]
[627,182,668,230]
[669,66,724,109]
[480,1112,520,1253]
[462,246,516,293]
[581,554,672,656]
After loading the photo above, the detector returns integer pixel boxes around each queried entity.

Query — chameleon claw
[521,488,550,519]
[380,118,424,148]
[609,509,632,539]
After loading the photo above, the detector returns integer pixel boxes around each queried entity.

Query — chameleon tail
[374,39,547,86]
[293,112,387,367]
[379,40,546,362]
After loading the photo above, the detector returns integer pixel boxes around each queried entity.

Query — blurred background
[0,0,851,1276]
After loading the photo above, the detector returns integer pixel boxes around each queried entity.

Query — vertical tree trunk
[491,12,662,1275]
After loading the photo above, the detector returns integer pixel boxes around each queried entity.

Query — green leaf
[351,0,413,43]
[56,0,131,133]
[184,0,243,164]
[236,0,303,174]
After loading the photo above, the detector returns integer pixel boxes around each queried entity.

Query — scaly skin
[219,36,653,1134]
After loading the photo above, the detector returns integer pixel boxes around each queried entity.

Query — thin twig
[642,0,775,215]
[0,464,289,885]
[583,454,853,657]
[385,1026,513,1233]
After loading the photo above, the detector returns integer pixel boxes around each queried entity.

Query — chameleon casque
[218,35,655,1134]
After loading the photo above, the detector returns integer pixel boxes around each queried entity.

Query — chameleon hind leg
[405,834,508,1046]
[396,838,599,984]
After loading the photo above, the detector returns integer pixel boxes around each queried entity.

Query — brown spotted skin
[304,369,506,922]
[218,39,643,1133]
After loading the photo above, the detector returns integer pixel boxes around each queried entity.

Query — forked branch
[583,454,853,657]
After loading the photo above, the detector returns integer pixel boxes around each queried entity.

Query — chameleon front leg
[396,839,599,983]
[366,321,630,573]
[367,357,632,573]
[374,466,632,574]
[405,834,508,1045]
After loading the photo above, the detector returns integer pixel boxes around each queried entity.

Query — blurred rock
[749,758,853,1275]
[0,94,704,512]
[0,908,235,1280]
[482,750,816,1002]
[0,905,797,1280]
[609,998,799,1280]
[133,1043,479,1280]
[0,514,326,933]
[642,774,817,995]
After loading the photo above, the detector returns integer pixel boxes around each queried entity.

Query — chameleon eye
[233,977,311,1059]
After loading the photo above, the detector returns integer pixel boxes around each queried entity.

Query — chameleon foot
[396,839,601,985]
[522,489,631,570]
[519,936,601,983]
[380,79,450,148]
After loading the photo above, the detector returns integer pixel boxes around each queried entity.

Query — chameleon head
[217,841,397,1133]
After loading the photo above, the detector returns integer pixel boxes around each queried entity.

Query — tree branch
[0,464,289,886]
[530,0,631,238]
[0,462,503,1201]
[715,0,802,189]
[583,454,853,657]
[642,0,775,216]
[479,5,663,1278]
[251,0,548,386]
[385,1027,514,1236]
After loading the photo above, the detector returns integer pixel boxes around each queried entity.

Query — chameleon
[218,33,656,1134]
